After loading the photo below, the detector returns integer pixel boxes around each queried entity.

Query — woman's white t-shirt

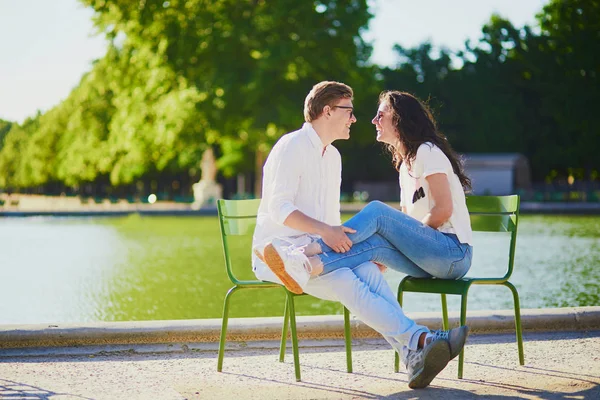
[399,142,472,245]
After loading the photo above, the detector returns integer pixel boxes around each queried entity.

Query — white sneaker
[252,246,266,263]
[402,339,451,389]
[263,238,312,294]
[428,326,469,360]
[253,237,294,263]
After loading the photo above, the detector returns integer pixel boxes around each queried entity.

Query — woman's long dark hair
[380,91,472,192]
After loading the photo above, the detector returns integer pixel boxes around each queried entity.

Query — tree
[379,0,600,182]
[0,115,40,188]
[82,0,374,187]
[531,0,600,178]
[0,119,12,149]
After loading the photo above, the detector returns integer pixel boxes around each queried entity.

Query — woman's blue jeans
[316,201,473,279]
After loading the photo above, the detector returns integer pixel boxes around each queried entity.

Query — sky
[0,0,547,123]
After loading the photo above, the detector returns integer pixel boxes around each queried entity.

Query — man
[252,81,465,389]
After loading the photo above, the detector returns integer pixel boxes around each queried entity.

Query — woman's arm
[422,173,453,229]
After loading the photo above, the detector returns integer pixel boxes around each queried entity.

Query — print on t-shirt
[409,171,425,204]
[412,185,425,204]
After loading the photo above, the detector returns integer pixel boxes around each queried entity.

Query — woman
[263,90,473,295]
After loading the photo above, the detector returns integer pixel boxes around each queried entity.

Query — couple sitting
[252,81,473,389]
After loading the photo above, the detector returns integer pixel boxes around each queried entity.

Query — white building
[463,153,531,195]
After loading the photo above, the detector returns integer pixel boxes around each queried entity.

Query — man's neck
[311,120,334,150]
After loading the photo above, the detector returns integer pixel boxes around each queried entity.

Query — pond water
[1,214,598,324]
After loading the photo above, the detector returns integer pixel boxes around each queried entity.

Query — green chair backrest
[217,199,262,285]
[466,195,520,281]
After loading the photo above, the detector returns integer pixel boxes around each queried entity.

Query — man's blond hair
[304,81,353,122]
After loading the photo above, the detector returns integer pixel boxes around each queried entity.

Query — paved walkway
[2,330,599,399]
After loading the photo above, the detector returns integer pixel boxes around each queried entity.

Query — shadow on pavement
[0,379,93,400]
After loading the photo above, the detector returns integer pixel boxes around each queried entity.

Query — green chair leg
[343,306,353,373]
[441,294,449,330]
[218,286,239,372]
[286,292,301,382]
[504,281,525,365]
[279,293,290,362]
[458,292,469,379]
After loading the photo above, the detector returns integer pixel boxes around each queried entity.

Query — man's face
[328,98,357,140]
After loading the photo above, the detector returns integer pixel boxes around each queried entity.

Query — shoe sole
[408,340,452,389]
[264,244,304,295]
[253,248,266,263]
[450,326,470,360]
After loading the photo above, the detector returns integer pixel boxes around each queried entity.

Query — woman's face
[372,102,399,146]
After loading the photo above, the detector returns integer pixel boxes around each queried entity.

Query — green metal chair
[393,195,525,378]
[216,198,353,382]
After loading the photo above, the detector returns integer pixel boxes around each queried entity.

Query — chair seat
[401,276,512,295]
[235,280,283,287]
[400,277,473,295]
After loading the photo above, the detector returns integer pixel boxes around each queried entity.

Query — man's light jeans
[303,261,428,351]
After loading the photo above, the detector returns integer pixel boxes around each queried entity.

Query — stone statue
[192,148,222,209]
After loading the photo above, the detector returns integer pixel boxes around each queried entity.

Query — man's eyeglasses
[333,105,354,118]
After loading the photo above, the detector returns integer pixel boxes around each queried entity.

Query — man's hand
[282,211,356,253]
[320,225,356,253]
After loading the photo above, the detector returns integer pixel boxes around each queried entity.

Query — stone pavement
[1,330,599,399]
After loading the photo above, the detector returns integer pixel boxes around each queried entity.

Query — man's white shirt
[252,122,342,288]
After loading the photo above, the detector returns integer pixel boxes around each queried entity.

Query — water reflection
[0,214,598,324]
[0,217,128,324]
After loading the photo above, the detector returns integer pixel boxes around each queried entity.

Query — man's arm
[284,210,355,253]
[266,139,354,253]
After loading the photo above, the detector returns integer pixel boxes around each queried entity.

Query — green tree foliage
[0,119,12,148]
[0,0,374,192]
[533,0,599,177]
[55,56,115,186]
[379,0,599,181]
[0,115,40,188]
[0,0,597,192]
[101,42,208,185]
[82,0,374,177]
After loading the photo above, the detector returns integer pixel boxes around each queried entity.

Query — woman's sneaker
[263,238,312,294]
[253,247,266,263]
[402,339,452,389]
[253,237,295,263]
[428,326,470,359]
